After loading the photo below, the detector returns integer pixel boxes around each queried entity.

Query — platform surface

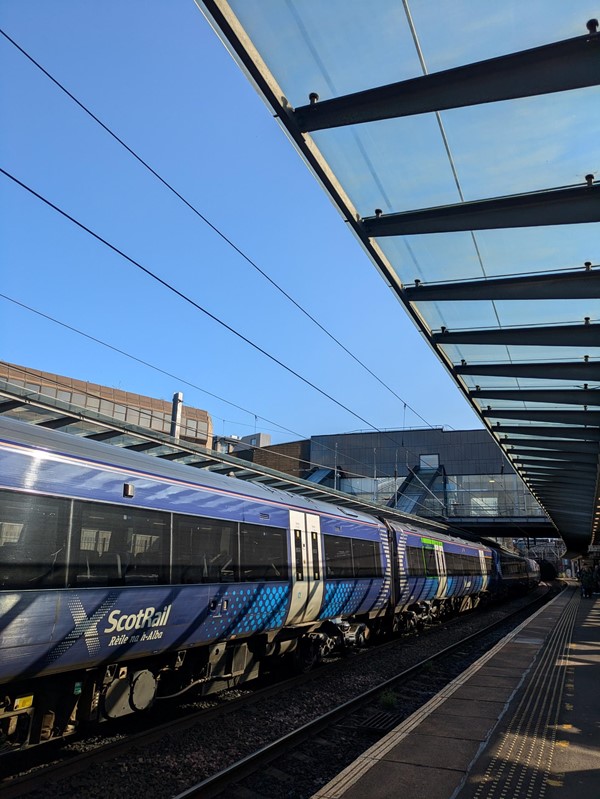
[313,586,600,799]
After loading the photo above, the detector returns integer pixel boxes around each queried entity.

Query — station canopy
[196,2,600,555]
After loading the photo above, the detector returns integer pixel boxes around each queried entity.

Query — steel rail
[171,588,553,799]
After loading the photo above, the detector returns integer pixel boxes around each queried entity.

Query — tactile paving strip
[460,592,579,799]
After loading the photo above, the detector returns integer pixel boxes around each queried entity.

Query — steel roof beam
[86,430,129,442]
[474,388,600,405]
[504,441,600,457]
[529,491,593,503]
[522,471,595,484]
[493,424,600,441]
[0,400,25,413]
[37,416,79,429]
[513,452,599,464]
[525,466,598,478]
[434,322,598,347]
[539,515,591,527]
[159,452,194,461]
[528,484,594,495]
[190,459,221,469]
[543,505,594,514]
[484,408,600,424]
[405,268,600,302]
[507,450,598,464]
[294,28,600,131]
[456,361,600,380]
[363,183,600,236]
[127,442,163,453]
[523,478,596,490]
[515,460,596,472]
[544,509,591,520]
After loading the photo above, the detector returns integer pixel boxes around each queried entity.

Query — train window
[323,535,353,578]
[240,523,288,582]
[173,515,238,584]
[423,547,437,577]
[294,529,304,581]
[444,552,459,575]
[0,489,69,589]
[466,555,480,575]
[406,546,425,576]
[311,531,320,580]
[72,502,169,586]
[352,538,382,578]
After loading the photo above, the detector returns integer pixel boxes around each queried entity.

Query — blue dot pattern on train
[421,577,438,600]
[320,581,368,618]
[203,585,290,638]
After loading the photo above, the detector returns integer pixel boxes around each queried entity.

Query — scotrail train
[0,417,539,752]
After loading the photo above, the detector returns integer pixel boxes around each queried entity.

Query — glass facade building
[307,428,548,534]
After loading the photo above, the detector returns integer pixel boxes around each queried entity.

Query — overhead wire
[2,166,423,451]
[401,1,546,534]
[0,26,434,431]
[1,285,517,521]
[0,27,522,518]
[0,292,440,507]
[0,26,477,508]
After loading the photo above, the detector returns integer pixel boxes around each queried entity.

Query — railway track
[0,587,553,799]
[173,587,554,799]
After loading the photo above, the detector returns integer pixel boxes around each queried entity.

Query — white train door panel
[285,511,324,625]
[479,550,489,591]
[434,544,448,598]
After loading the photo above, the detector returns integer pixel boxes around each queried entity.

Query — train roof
[0,416,380,525]
[0,414,496,547]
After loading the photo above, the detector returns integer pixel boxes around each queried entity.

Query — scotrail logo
[61,594,119,657]
[103,605,172,646]
[60,598,172,655]
[43,597,173,665]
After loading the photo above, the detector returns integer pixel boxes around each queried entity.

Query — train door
[478,549,489,591]
[284,510,324,625]
[434,545,448,598]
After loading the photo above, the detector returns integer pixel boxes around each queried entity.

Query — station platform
[313,584,600,799]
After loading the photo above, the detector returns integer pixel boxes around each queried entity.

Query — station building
[0,361,553,544]
[0,362,212,449]
[232,428,553,543]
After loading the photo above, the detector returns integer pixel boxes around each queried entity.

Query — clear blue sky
[1,1,491,443]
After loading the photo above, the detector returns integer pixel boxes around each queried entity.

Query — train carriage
[0,416,537,753]
[0,417,390,749]
[389,525,493,628]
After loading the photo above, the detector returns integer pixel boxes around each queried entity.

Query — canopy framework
[196,2,600,553]
[0,379,470,538]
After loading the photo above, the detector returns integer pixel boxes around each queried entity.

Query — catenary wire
[0,164,446,509]
[0,298,424,490]
[0,166,378,429]
[0,28,482,507]
[0,29,529,517]
[0,26,435,431]
[1,297,523,523]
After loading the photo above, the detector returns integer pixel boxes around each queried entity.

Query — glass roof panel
[415,297,599,334]
[437,343,599,365]
[462,375,600,391]
[494,300,599,327]
[312,119,460,216]
[1,406,60,424]
[377,225,600,287]
[412,300,500,331]
[199,0,600,550]
[228,1,428,104]
[436,89,600,199]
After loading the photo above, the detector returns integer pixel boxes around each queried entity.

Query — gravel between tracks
[7,590,549,799]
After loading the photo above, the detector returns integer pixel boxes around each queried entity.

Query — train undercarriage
[0,592,489,754]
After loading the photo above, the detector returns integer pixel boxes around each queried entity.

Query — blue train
[0,417,539,752]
